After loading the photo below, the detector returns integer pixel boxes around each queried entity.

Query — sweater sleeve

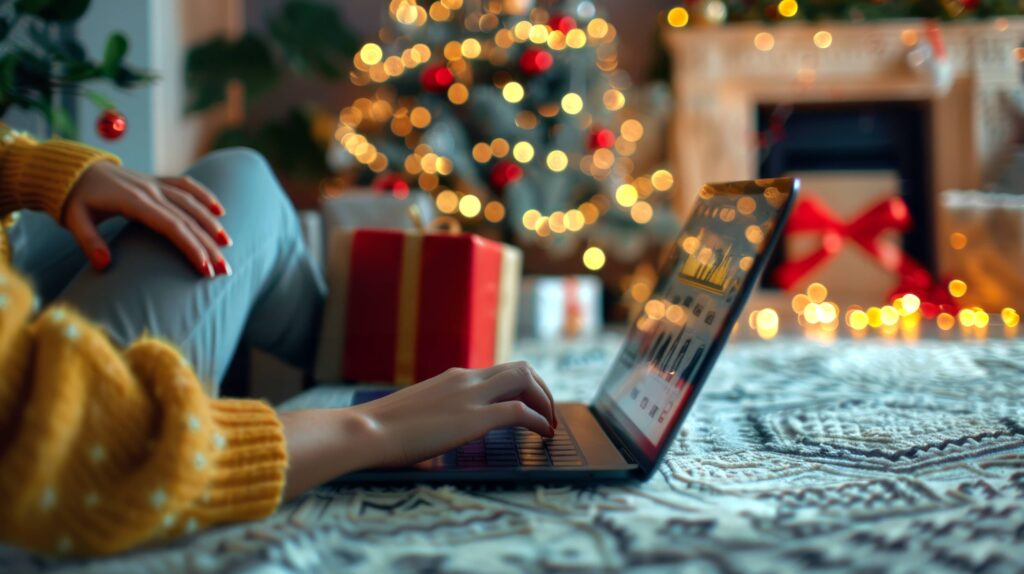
[0,123,120,221]
[0,262,288,556]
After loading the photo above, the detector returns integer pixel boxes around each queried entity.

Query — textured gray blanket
[4,336,1023,573]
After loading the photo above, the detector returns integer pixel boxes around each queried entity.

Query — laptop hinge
[588,405,639,466]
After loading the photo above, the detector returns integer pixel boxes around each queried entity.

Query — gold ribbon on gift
[392,206,463,385]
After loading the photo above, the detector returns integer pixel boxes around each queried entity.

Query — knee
[186,147,288,206]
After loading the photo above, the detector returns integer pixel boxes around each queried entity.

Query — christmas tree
[330,0,679,272]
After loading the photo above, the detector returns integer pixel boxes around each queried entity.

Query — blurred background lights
[948,279,967,298]
[813,30,833,49]
[778,0,799,18]
[583,246,606,270]
[667,7,689,28]
[754,32,775,51]
[561,92,583,114]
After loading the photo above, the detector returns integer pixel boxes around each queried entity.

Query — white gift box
[518,275,603,340]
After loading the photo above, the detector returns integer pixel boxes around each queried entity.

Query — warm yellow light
[848,309,869,330]
[949,232,968,250]
[902,293,921,314]
[1002,307,1020,327]
[409,107,431,129]
[603,89,625,111]
[866,307,882,328]
[522,208,541,229]
[513,21,532,41]
[583,246,606,271]
[806,282,827,304]
[651,169,674,191]
[472,142,492,163]
[803,303,820,324]
[958,308,976,327]
[529,24,549,44]
[620,119,644,142]
[561,92,583,115]
[937,312,956,331]
[448,83,469,105]
[745,225,764,245]
[435,190,459,214]
[778,0,799,18]
[791,293,810,314]
[483,201,505,223]
[569,209,585,231]
[502,81,525,103]
[360,43,383,65]
[512,141,535,163]
[756,308,779,331]
[666,304,687,326]
[491,138,510,157]
[667,7,690,28]
[587,18,609,39]
[566,29,587,48]
[458,194,482,218]
[754,32,775,51]
[546,150,569,172]
[579,202,600,224]
[974,309,990,328]
[813,30,832,49]
[631,201,653,224]
[948,279,967,298]
[460,38,482,59]
[616,184,639,207]
[900,29,919,46]
[645,299,666,320]
[592,148,614,170]
[880,306,900,327]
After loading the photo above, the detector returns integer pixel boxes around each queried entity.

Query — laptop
[338,177,799,483]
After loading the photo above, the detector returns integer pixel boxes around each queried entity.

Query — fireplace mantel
[662,18,1024,233]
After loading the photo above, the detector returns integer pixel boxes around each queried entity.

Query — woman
[0,125,556,556]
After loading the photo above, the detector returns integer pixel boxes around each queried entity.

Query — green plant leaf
[15,0,91,22]
[0,55,18,101]
[101,32,128,75]
[83,89,115,111]
[267,0,358,79]
[185,34,277,111]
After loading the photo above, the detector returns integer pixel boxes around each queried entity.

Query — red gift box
[315,227,521,384]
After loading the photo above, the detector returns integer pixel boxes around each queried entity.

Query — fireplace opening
[757,101,933,288]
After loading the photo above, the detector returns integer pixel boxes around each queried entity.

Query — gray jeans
[9,148,326,392]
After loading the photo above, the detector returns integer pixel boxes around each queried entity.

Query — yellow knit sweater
[0,124,288,556]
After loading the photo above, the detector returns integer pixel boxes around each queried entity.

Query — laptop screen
[593,178,797,463]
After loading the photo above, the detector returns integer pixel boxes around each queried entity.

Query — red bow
[773,194,929,290]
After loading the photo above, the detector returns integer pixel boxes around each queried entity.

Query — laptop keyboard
[453,425,585,468]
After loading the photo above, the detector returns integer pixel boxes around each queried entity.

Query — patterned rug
[4,336,1024,573]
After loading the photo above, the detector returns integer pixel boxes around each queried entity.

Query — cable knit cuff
[191,399,288,527]
[0,138,120,222]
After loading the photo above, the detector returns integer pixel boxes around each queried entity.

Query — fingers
[64,203,111,271]
[162,184,232,247]
[161,175,224,216]
[158,196,231,276]
[483,361,557,428]
[487,401,554,438]
[125,196,216,277]
[480,363,555,431]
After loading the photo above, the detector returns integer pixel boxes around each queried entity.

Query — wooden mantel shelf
[662,18,1024,227]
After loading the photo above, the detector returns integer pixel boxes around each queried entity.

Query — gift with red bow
[772,188,954,314]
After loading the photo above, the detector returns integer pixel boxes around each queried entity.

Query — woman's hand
[64,160,232,277]
[279,362,556,498]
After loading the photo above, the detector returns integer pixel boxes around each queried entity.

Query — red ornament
[96,109,127,140]
[588,127,615,150]
[489,161,523,191]
[372,172,411,199]
[548,13,577,34]
[519,47,554,75]
[420,64,455,92]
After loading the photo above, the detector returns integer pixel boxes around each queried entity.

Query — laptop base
[332,403,638,484]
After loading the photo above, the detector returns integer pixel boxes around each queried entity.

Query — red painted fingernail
[214,258,232,276]
[210,203,225,216]
[215,229,232,246]
[201,260,214,277]
[91,248,111,271]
